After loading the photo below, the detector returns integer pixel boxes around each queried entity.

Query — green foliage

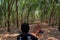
[0,0,60,27]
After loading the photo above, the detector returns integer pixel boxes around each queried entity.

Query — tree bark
[58,16,60,30]
[49,1,55,27]
[16,0,18,28]
[7,0,10,32]
[4,0,6,27]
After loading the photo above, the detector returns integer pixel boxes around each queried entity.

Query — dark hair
[21,23,29,33]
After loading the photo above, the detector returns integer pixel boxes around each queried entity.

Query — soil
[0,23,60,40]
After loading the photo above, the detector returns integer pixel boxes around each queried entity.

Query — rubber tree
[16,0,19,28]
[48,0,58,27]
[7,0,10,32]
[58,16,60,30]
[4,0,7,27]
[0,0,3,27]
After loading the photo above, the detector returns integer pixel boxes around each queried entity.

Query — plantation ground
[0,23,60,40]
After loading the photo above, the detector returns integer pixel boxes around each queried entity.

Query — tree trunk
[4,0,6,27]
[26,11,29,23]
[7,0,10,32]
[49,1,55,27]
[16,0,18,28]
[48,2,51,26]
[58,16,60,30]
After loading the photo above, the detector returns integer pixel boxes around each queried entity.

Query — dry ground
[0,22,60,40]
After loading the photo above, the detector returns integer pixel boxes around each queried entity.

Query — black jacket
[17,33,38,40]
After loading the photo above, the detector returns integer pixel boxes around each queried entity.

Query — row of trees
[0,0,60,32]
